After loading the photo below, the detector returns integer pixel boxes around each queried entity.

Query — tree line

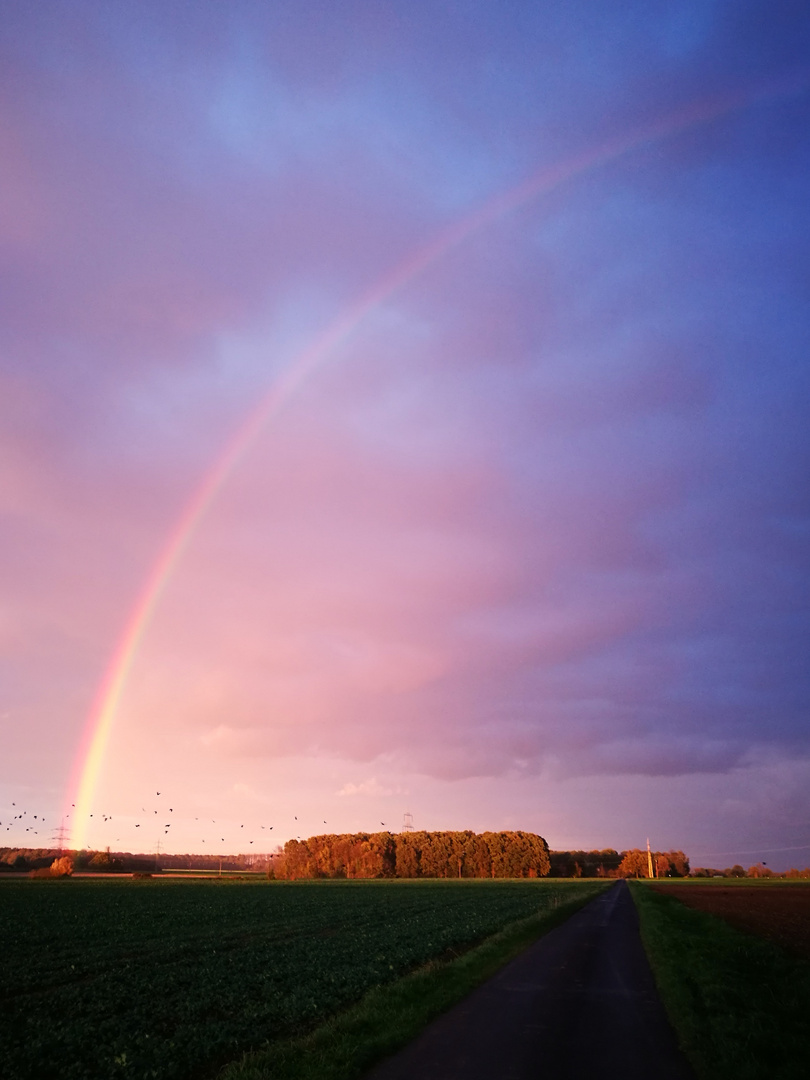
[549,848,691,878]
[6,843,806,880]
[0,847,266,873]
[279,830,551,879]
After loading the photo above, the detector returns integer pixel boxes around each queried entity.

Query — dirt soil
[650,884,810,960]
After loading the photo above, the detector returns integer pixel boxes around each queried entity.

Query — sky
[1,0,809,871]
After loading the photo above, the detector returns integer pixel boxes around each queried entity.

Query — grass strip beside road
[219,882,608,1080]
[631,883,810,1080]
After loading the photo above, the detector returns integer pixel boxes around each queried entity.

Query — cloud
[2,3,808,865]
[337,779,397,798]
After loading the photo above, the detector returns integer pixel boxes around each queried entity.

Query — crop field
[650,881,810,959]
[632,882,810,1080]
[0,876,601,1080]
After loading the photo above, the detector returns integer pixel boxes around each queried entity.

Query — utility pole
[155,838,161,873]
[646,837,655,879]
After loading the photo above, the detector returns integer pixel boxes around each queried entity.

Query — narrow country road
[364,881,694,1080]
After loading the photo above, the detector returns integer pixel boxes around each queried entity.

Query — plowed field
[650,884,810,959]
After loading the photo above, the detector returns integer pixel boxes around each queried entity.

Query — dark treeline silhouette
[549,848,691,878]
[279,830,551,879]
[549,849,623,877]
[0,847,273,873]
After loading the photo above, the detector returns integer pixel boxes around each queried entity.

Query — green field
[0,876,603,1080]
[630,883,810,1080]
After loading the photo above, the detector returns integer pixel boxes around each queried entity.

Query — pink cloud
[2,3,808,869]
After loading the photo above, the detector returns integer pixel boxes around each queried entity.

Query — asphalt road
[364,880,695,1080]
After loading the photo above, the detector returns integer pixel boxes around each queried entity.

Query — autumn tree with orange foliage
[617,848,690,878]
[280,830,550,879]
[618,849,650,878]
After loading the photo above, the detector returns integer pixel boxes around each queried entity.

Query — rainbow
[66,74,806,849]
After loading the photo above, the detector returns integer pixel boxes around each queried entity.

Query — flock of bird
[2,792,391,852]
[1,804,46,836]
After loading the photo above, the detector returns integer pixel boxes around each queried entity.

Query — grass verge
[218,882,607,1080]
[630,883,810,1080]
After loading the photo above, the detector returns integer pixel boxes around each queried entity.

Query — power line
[691,841,810,858]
